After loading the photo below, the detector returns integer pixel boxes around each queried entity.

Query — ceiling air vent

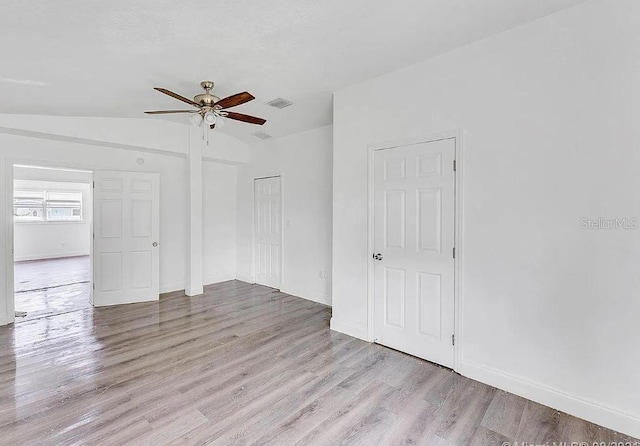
[252,131,272,140]
[267,97,293,109]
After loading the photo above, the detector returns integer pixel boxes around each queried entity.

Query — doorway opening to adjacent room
[6,163,162,324]
[12,165,93,321]
[368,133,462,369]
[253,175,282,289]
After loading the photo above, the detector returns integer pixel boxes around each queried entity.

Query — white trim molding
[458,359,640,439]
[14,251,90,263]
[235,274,254,284]
[4,159,15,325]
[159,281,186,294]
[203,274,237,287]
[280,284,331,307]
[329,318,369,341]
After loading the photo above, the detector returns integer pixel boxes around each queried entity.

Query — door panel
[385,190,406,249]
[417,271,442,338]
[417,188,442,252]
[94,171,160,306]
[100,252,122,292]
[131,251,152,289]
[101,200,122,238]
[384,267,406,329]
[417,154,442,177]
[254,176,281,289]
[373,138,455,367]
[132,200,152,237]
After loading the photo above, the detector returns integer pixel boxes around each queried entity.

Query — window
[45,191,83,221]
[14,190,83,222]
[13,190,45,221]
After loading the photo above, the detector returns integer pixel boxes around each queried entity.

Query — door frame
[4,157,95,324]
[366,130,464,370]
[251,174,284,289]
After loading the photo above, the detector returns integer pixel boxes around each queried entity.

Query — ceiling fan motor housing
[194,93,221,106]
[194,81,220,107]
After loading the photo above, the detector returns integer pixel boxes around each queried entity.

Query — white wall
[0,115,250,164]
[13,165,93,184]
[1,115,246,324]
[332,0,640,438]
[0,133,189,303]
[203,162,237,285]
[13,179,91,261]
[236,126,333,305]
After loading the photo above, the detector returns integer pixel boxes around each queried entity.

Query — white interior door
[373,138,456,367]
[254,176,282,289]
[93,171,160,307]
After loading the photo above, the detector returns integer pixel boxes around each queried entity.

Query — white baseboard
[203,274,236,286]
[280,285,331,307]
[160,276,237,295]
[0,313,7,326]
[203,278,235,287]
[160,282,185,294]
[235,274,254,284]
[14,251,90,262]
[93,295,159,307]
[185,285,204,296]
[329,318,370,341]
[458,359,640,439]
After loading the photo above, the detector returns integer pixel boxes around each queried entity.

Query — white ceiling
[0,0,586,143]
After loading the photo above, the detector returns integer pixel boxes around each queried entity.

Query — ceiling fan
[145,81,266,129]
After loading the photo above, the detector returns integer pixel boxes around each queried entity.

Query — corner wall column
[186,126,204,296]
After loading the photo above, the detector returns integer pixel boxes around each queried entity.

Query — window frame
[13,188,84,224]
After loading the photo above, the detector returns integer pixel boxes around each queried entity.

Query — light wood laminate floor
[0,280,636,445]
[14,256,91,321]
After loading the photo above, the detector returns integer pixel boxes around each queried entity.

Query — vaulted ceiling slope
[0,0,586,143]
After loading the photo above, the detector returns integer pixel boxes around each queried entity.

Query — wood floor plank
[514,401,562,444]
[205,367,358,446]
[251,384,358,446]
[434,379,496,444]
[0,280,636,446]
[467,426,512,446]
[480,390,527,439]
[378,398,441,446]
[292,380,398,446]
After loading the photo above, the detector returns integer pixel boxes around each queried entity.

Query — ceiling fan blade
[154,87,200,107]
[215,92,255,109]
[144,110,200,114]
[224,112,266,125]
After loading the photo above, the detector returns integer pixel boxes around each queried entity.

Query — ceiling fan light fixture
[203,111,217,125]
[189,114,203,127]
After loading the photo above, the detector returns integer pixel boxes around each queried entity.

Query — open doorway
[13,165,93,321]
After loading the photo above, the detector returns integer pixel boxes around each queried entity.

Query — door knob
[152,242,158,247]
[373,253,383,261]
